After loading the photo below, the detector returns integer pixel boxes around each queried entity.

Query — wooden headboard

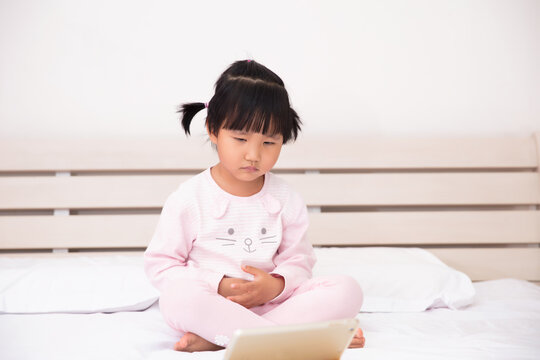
[1,133,539,282]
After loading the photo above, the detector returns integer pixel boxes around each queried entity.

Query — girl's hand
[226,265,285,308]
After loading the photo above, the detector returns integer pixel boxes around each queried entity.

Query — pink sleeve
[270,191,316,303]
[143,191,224,293]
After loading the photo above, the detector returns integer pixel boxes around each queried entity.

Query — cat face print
[216,226,278,253]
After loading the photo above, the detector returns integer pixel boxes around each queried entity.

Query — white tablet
[223,318,359,360]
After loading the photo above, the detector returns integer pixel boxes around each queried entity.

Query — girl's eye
[234,137,247,142]
[264,142,275,145]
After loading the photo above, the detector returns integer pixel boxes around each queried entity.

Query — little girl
[144,60,365,352]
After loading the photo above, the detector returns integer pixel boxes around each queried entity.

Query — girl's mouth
[241,166,259,172]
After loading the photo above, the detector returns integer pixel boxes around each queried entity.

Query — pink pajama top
[144,169,316,303]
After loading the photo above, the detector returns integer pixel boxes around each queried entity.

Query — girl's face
[209,127,283,187]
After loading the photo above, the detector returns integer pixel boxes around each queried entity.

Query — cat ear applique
[261,194,282,215]
[212,196,229,219]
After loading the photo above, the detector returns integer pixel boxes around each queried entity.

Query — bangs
[208,76,299,142]
[222,81,289,136]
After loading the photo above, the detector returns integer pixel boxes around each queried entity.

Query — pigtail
[178,102,207,135]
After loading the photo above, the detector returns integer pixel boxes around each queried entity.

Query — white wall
[0,0,538,140]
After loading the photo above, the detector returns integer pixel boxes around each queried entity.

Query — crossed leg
[159,275,364,352]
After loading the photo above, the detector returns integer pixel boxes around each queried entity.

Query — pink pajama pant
[158,275,363,347]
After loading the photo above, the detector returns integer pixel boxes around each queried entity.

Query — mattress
[1,278,539,360]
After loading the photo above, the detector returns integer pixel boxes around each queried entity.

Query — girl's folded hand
[226,265,285,308]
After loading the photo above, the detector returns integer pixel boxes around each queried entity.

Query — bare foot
[173,332,224,352]
[348,328,366,348]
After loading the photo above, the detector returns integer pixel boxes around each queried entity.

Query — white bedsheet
[1,279,539,360]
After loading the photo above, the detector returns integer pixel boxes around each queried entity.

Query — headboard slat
[429,248,540,281]
[0,135,536,172]
[1,211,538,249]
[1,173,538,210]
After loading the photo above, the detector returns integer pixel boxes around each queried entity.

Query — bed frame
[1,133,539,283]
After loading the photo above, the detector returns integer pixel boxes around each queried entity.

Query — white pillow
[0,248,474,314]
[312,247,475,312]
[0,255,159,314]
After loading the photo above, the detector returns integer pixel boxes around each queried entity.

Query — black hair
[178,60,301,144]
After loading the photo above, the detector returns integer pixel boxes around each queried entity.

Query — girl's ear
[207,124,218,145]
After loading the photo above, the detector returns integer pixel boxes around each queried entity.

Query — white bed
[1,134,539,359]
[1,254,539,360]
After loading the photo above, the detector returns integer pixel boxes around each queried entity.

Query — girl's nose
[245,143,261,162]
